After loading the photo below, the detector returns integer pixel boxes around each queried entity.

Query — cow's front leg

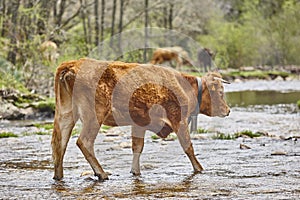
[76,121,108,180]
[176,120,203,172]
[130,126,146,175]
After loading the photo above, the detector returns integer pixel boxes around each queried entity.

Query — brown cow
[150,46,192,70]
[40,40,58,65]
[51,58,230,180]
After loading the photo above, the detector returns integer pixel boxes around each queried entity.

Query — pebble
[240,143,251,149]
[103,137,118,142]
[191,134,208,140]
[80,171,93,177]
[141,164,155,170]
[119,142,131,148]
[271,151,287,156]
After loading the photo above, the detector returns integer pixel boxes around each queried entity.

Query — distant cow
[198,48,215,72]
[40,41,58,65]
[150,46,192,70]
[52,58,230,180]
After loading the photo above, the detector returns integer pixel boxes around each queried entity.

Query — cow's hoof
[53,175,63,181]
[130,170,141,176]
[95,173,109,181]
[193,168,204,174]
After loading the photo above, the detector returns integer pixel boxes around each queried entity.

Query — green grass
[196,128,208,134]
[31,98,55,112]
[213,130,263,140]
[151,134,160,140]
[34,131,51,135]
[34,123,54,130]
[0,132,18,138]
[72,128,80,136]
[212,132,235,140]
[100,125,111,133]
[234,130,262,138]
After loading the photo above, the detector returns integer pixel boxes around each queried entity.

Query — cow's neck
[188,76,203,133]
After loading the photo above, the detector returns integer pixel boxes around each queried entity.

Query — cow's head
[200,72,230,117]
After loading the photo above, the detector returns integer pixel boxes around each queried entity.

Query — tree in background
[0,0,299,95]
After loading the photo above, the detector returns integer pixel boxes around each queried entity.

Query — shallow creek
[0,80,299,199]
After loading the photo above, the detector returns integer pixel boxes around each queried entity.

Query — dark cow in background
[51,58,230,181]
[198,48,215,72]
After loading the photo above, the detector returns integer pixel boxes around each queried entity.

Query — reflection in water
[50,173,198,198]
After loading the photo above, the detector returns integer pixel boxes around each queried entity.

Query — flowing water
[0,80,300,199]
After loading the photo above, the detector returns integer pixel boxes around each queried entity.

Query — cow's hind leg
[52,113,75,180]
[176,120,203,172]
[130,126,146,175]
[76,120,108,180]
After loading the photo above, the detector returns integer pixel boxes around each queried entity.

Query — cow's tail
[54,61,77,97]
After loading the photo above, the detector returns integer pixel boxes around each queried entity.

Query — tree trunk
[118,0,124,55]
[143,0,149,63]
[56,0,66,27]
[110,0,117,47]
[0,0,6,37]
[100,0,105,42]
[94,0,99,46]
[81,0,89,53]
[7,0,20,65]
[169,3,173,30]
[163,5,167,29]
[37,0,53,35]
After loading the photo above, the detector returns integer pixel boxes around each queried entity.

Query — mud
[0,80,300,199]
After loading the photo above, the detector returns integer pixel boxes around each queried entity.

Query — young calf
[51,58,230,180]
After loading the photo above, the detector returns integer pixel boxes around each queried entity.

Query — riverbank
[0,88,54,120]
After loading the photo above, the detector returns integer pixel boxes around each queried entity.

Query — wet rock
[163,137,175,141]
[234,78,242,83]
[105,133,120,137]
[141,164,155,170]
[103,137,118,142]
[240,143,251,149]
[271,151,287,156]
[274,76,284,81]
[106,146,122,151]
[119,141,131,148]
[191,134,208,140]
[0,102,24,120]
[80,171,93,177]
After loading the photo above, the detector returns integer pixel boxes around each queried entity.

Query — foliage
[213,130,263,140]
[0,0,299,96]
[0,132,18,138]
[31,98,55,112]
[196,128,208,134]
[199,0,300,68]
[151,134,160,140]
[100,125,111,133]
[34,123,54,130]
[297,100,300,108]
[234,130,263,138]
[212,132,235,140]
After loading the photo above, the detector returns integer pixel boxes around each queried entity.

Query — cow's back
[55,58,197,133]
